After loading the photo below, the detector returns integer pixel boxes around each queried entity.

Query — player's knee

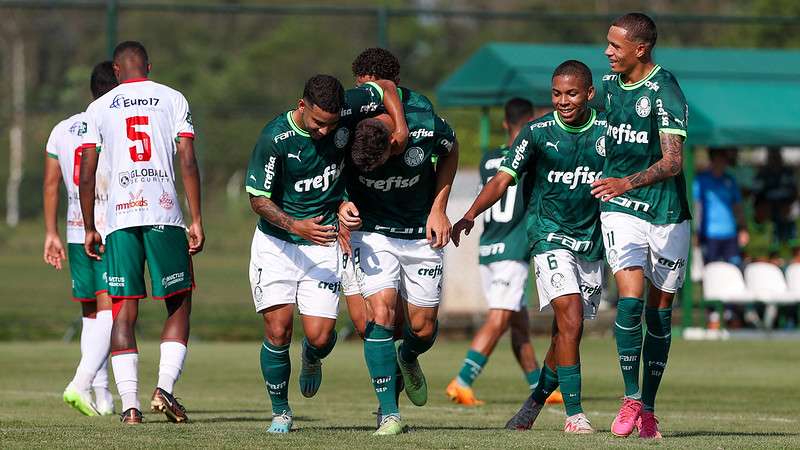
[409,319,436,340]
[305,330,334,349]
[486,310,511,333]
[371,303,395,328]
[265,323,292,346]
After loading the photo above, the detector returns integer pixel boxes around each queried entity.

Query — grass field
[2,338,798,448]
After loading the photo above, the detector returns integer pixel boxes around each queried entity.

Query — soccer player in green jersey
[338,62,459,434]
[245,74,406,434]
[453,60,606,434]
[446,98,558,407]
[590,13,690,440]
[44,61,118,417]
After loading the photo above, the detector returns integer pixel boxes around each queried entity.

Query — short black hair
[352,47,400,81]
[351,118,391,172]
[504,98,533,127]
[303,74,345,114]
[90,61,118,99]
[552,60,593,89]
[113,41,149,64]
[612,13,657,49]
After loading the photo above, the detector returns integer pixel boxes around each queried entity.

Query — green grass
[1,338,798,448]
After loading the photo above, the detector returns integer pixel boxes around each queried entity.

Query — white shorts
[339,247,363,297]
[479,260,529,312]
[533,249,603,320]
[601,212,690,294]
[351,231,443,308]
[249,229,340,319]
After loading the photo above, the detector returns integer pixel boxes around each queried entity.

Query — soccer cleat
[504,394,543,430]
[267,410,293,434]
[445,379,484,406]
[94,388,115,416]
[564,413,594,434]
[63,385,99,417]
[544,389,564,405]
[119,407,143,424]
[373,414,403,436]
[611,397,643,437]
[638,411,663,439]
[397,355,427,406]
[299,341,323,398]
[150,387,188,423]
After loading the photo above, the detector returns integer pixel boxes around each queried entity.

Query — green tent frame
[436,43,800,333]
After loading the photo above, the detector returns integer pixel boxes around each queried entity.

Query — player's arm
[249,196,336,246]
[78,144,102,260]
[43,150,65,269]
[176,137,204,255]
[428,137,459,248]
[452,171,513,247]
[369,79,408,153]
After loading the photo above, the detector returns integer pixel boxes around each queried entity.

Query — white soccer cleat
[564,413,594,434]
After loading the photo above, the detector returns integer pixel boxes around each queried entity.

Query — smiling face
[551,74,595,125]
[298,99,340,140]
[604,25,645,75]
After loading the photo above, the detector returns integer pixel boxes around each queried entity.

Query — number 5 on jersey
[126,116,152,162]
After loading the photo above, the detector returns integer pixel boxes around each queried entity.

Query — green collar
[618,64,661,90]
[554,108,596,133]
[287,111,310,137]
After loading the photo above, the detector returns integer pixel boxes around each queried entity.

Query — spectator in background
[694,148,749,266]
[753,149,798,245]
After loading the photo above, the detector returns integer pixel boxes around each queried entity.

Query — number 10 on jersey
[126,116,152,162]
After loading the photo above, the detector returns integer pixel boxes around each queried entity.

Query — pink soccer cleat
[638,411,663,439]
[611,397,643,437]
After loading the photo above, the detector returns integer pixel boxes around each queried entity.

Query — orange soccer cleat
[446,379,485,406]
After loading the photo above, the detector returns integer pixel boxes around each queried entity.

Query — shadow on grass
[190,415,317,424]
[671,431,799,438]
[308,425,501,432]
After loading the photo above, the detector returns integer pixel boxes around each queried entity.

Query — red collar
[122,77,149,84]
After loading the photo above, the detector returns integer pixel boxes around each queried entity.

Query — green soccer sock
[526,367,542,390]
[531,363,559,404]
[641,307,672,412]
[456,349,488,387]
[260,339,291,415]
[557,364,583,416]
[364,322,399,416]
[303,330,337,363]
[615,297,644,399]
[398,321,438,363]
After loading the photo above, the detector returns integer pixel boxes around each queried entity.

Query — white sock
[112,353,140,411]
[71,318,97,391]
[90,311,113,390]
[157,341,187,394]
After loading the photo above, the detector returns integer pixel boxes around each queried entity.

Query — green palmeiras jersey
[599,64,691,224]
[346,87,456,240]
[245,83,384,245]
[499,109,606,261]
[478,146,532,264]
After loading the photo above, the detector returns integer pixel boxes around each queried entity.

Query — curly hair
[351,47,400,82]
[303,74,345,114]
[351,118,391,172]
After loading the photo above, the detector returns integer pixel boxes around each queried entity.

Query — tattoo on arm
[624,132,684,189]
[250,196,295,232]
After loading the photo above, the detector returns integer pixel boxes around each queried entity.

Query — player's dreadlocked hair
[90,61,118,99]
[504,98,534,128]
[303,74,345,114]
[113,41,149,65]
[352,48,400,83]
[552,60,593,89]
[612,13,657,50]
[351,118,391,172]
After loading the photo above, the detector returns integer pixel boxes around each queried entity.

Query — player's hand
[43,232,66,270]
[426,209,452,249]
[188,221,205,255]
[338,202,362,230]
[83,229,104,261]
[451,217,475,247]
[291,216,338,246]
[338,225,352,256]
[591,177,632,201]
[738,229,750,248]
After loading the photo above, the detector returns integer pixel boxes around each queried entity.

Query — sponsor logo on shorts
[417,264,443,279]
[404,147,425,167]
[318,281,340,293]
[118,168,170,188]
[550,273,566,289]
[254,286,263,302]
[657,257,686,270]
[491,279,511,288]
[358,174,420,192]
[608,195,651,212]
[295,163,341,193]
[546,233,592,253]
[115,190,148,212]
[479,243,506,257]
[159,192,174,210]
[110,94,160,109]
[580,283,602,297]
[162,272,186,288]
[607,248,619,266]
[108,275,125,287]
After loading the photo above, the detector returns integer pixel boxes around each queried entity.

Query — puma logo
[545,141,560,152]
[674,118,684,127]
[287,149,302,162]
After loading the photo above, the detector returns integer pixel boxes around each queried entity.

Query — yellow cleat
[545,389,564,405]
[446,379,485,406]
